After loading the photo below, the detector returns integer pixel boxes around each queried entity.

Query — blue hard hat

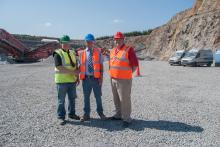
[85,34,95,41]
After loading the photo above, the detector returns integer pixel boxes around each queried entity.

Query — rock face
[97,0,220,60]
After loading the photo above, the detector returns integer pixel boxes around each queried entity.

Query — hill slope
[97,0,220,60]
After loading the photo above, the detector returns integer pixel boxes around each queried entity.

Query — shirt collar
[120,44,125,49]
[61,49,69,53]
[116,44,125,51]
[86,47,93,52]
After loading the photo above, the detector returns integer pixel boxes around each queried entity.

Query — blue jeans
[56,83,77,119]
[82,77,104,116]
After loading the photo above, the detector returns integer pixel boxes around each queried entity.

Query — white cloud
[113,19,124,24]
[44,22,52,27]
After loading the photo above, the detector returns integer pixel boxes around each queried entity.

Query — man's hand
[76,77,80,86]
[56,66,80,76]
[132,67,137,73]
[100,48,110,56]
[98,77,103,86]
[72,69,80,76]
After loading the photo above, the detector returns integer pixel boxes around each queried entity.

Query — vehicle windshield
[172,52,183,57]
[185,51,197,57]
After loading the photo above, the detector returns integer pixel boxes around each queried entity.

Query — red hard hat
[114,32,124,39]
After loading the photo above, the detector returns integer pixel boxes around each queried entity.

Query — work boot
[80,115,90,122]
[68,114,80,120]
[57,118,66,125]
[99,113,107,120]
[108,116,122,120]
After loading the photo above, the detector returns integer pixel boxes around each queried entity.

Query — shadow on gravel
[65,119,204,132]
[66,118,124,132]
[134,75,148,77]
[129,119,204,132]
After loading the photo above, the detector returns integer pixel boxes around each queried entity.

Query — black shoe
[58,119,66,125]
[80,115,90,122]
[68,114,80,120]
[108,116,122,120]
[99,113,107,120]
[122,121,131,128]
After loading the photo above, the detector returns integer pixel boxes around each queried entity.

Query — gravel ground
[0,61,220,147]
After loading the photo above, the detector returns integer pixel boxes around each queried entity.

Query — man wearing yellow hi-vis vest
[53,35,80,125]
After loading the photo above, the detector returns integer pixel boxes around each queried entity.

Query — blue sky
[0,0,194,39]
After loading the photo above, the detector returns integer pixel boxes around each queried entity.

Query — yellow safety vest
[54,49,77,83]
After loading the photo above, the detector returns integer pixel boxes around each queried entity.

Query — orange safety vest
[109,45,132,79]
[79,48,102,80]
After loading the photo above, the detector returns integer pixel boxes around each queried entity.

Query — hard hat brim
[60,41,70,43]
[114,37,124,40]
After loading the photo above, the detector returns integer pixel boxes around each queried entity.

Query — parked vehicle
[169,50,186,65]
[181,49,213,67]
[215,50,220,67]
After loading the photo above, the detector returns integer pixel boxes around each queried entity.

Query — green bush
[13,34,58,41]
[142,29,153,35]
[96,29,153,40]
[96,36,113,40]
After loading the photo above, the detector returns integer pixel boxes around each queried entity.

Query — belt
[85,75,94,78]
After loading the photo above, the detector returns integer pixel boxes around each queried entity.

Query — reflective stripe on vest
[109,45,132,79]
[79,48,101,80]
[54,49,77,83]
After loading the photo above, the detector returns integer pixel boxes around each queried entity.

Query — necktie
[88,49,93,73]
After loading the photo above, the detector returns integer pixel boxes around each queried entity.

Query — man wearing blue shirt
[78,34,106,122]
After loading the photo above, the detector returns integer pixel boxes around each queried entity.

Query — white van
[181,49,213,67]
[169,50,186,65]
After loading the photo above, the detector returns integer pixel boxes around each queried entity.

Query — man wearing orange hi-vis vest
[108,32,139,127]
[78,34,107,122]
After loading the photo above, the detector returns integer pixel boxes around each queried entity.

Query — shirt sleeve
[99,52,104,64]
[128,47,139,67]
[103,49,111,61]
[53,53,62,67]
[77,51,82,66]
